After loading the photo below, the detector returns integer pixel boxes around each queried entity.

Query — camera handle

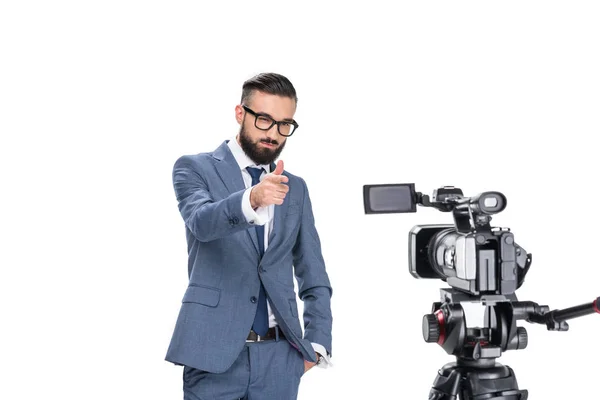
[513,297,600,331]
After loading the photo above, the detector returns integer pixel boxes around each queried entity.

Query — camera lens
[427,228,458,279]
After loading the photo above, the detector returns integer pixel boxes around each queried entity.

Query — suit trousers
[183,337,305,400]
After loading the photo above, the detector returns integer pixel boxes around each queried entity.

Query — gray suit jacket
[165,140,333,373]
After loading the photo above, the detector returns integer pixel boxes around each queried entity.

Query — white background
[2,1,599,399]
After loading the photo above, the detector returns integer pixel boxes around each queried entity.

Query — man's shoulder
[174,152,214,165]
[172,154,213,178]
[173,144,225,169]
[174,140,229,169]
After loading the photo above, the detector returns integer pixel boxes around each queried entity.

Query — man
[165,72,333,399]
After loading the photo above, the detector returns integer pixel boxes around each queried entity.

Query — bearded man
[165,72,333,400]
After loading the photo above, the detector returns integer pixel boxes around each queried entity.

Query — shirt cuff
[311,343,333,369]
[241,187,269,225]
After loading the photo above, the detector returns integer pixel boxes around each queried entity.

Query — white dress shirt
[227,137,331,368]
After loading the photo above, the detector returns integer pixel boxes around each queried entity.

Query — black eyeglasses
[242,105,299,137]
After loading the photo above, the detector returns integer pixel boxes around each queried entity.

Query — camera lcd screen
[363,184,416,214]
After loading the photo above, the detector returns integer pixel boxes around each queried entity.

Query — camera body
[409,224,530,296]
[363,184,531,297]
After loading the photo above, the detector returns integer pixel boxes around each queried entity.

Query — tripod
[423,289,600,400]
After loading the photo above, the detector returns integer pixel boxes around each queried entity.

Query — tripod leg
[429,365,462,400]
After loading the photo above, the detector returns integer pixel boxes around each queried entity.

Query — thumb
[273,160,284,175]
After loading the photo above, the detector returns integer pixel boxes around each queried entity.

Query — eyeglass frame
[241,105,299,137]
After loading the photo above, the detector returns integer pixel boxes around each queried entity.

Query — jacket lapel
[212,141,260,256]
[213,141,246,194]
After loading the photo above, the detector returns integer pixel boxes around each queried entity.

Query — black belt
[246,327,285,342]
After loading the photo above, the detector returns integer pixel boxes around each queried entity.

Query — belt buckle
[246,330,262,342]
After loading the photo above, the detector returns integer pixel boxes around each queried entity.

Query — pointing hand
[250,160,289,208]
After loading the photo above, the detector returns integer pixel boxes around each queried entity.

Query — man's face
[235,91,296,166]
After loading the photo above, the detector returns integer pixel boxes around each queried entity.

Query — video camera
[363,183,599,399]
[363,184,530,297]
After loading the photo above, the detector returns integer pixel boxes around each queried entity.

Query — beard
[238,125,286,166]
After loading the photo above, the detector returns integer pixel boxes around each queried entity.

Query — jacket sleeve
[173,155,254,242]
[292,177,333,356]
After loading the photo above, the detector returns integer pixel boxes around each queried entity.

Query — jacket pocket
[182,284,221,307]
[289,299,298,317]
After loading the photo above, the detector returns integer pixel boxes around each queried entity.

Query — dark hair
[241,72,298,105]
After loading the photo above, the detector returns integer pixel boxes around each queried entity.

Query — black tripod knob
[423,313,441,343]
[516,326,528,350]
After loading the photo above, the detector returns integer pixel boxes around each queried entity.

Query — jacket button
[233,217,239,224]
[250,296,257,303]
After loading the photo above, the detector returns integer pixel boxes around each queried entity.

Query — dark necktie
[246,166,268,336]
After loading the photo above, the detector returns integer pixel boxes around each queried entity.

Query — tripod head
[423,289,600,364]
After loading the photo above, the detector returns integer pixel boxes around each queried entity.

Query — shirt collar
[227,136,270,172]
